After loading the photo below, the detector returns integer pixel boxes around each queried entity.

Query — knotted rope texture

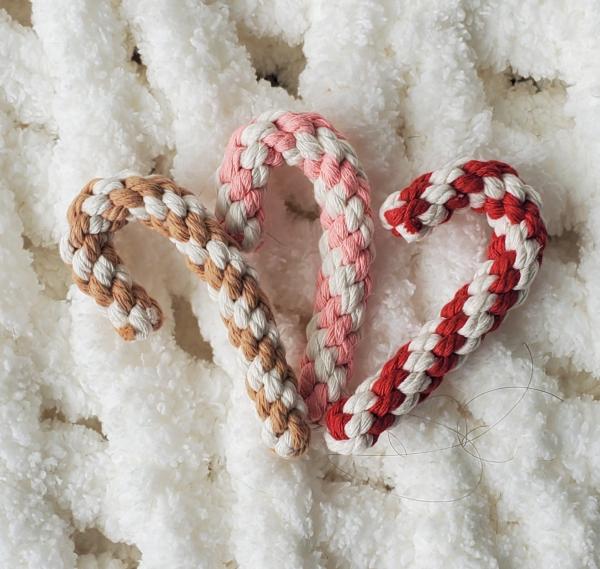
[59,174,310,457]
[216,110,375,423]
[326,159,548,454]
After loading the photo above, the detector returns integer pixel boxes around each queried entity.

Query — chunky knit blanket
[1,1,599,568]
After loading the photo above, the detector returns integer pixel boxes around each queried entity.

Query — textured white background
[1,1,599,568]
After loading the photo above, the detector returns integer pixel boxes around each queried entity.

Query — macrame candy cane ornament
[326,159,547,454]
[60,174,311,457]
[216,110,375,423]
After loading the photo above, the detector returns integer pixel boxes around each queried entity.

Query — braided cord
[326,159,548,454]
[216,110,375,423]
[60,175,310,457]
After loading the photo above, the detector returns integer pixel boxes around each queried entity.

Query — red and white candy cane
[216,111,375,423]
[326,159,548,454]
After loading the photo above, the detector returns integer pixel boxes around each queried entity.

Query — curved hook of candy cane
[59,173,310,458]
[215,110,375,423]
[325,159,548,454]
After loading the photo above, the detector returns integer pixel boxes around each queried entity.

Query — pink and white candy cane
[326,159,547,454]
[216,111,375,423]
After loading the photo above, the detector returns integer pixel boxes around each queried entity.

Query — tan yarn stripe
[64,175,310,456]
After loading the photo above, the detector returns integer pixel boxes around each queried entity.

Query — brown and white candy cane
[60,174,310,457]
[325,159,548,454]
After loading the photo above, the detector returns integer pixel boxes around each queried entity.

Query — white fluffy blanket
[1,1,598,568]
